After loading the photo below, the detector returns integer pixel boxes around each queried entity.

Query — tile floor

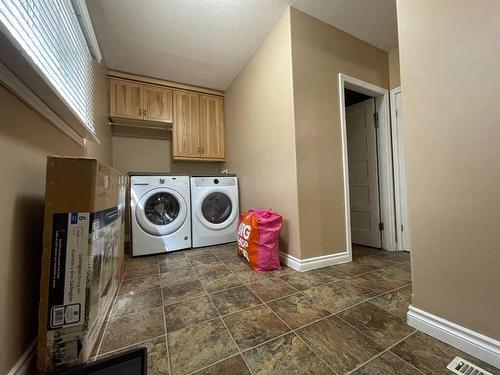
[94,244,499,375]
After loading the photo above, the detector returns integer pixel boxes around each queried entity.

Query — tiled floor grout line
[160,275,200,289]
[158,258,173,375]
[116,285,163,298]
[98,334,166,357]
[335,312,419,373]
[327,261,409,284]
[239,331,292,355]
[207,276,300,304]
[169,315,223,334]
[95,256,130,357]
[186,257,256,375]
[187,354,246,375]
[267,313,340,375]
[336,313,394,346]
[107,304,165,321]
[356,283,413,320]
[122,273,159,282]
[292,334,341,375]
[161,308,172,375]
[184,330,298,375]
[345,330,422,375]
[389,348,427,375]
[329,282,413,317]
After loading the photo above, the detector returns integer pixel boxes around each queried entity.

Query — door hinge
[373,112,379,128]
[378,222,384,231]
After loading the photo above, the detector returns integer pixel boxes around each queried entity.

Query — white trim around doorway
[338,73,396,253]
[390,87,411,251]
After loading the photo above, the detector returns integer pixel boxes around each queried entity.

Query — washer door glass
[201,192,232,224]
[144,192,180,225]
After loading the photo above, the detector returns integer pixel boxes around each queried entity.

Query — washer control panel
[131,175,189,187]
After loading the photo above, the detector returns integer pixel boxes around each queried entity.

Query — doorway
[338,74,396,259]
[345,91,381,248]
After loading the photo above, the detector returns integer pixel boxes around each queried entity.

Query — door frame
[390,87,411,250]
[338,73,396,253]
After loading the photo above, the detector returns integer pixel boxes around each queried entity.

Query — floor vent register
[447,356,493,375]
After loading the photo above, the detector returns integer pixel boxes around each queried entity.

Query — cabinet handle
[201,147,204,154]
[143,109,147,117]
[139,108,142,116]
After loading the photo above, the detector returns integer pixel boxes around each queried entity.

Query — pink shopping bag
[237,209,282,272]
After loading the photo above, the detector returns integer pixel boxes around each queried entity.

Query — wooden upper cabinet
[109,78,173,123]
[199,95,224,159]
[108,73,224,161]
[109,78,143,120]
[143,84,173,123]
[173,91,200,158]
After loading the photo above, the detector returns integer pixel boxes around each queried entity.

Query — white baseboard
[7,339,37,375]
[280,251,351,272]
[407,305,500,369]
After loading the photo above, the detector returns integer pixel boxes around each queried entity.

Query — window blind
[0,0,95,134]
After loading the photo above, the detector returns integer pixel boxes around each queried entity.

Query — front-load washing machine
[131,175,191,256]
[191,176,239,247]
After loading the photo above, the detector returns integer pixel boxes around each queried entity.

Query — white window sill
[0,32,99,146]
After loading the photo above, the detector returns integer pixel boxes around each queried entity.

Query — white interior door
[394,91,411,251]
[346,98,381,248]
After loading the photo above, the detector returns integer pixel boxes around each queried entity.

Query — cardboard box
[37,157,127,372]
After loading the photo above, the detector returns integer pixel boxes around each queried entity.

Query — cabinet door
[109,78,143,120]
[199,95,224,159]
[143,84,173,123]
[173,91,200,158]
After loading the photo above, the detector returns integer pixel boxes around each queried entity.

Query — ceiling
[86,0,397,90]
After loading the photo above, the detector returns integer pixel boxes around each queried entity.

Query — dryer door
[136,187,187,236]
[196,189,238,230]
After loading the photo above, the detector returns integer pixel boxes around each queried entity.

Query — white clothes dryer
[190,176,239,247]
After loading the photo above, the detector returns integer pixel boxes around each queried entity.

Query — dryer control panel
[192,176,237,187]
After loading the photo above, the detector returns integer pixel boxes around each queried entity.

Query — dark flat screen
[56,348,146,375]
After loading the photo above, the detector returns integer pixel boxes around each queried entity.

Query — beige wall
[0,63,112,373]
[290,8,389,258]
[397,0,500,339]
[224,8,301,257]
[85,62,113,165]
[112,136,222,175]
[388,47,400,89]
